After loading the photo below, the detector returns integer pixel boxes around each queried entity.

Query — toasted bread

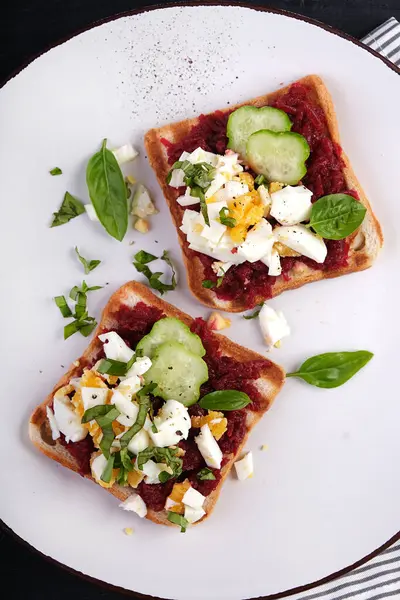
[29,282,285,527]
[145,75,383,312]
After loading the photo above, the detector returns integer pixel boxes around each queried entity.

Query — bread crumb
[124,527,133,536]
[274,340,281,349]
[73,360,80,367]
[260,444,268,451]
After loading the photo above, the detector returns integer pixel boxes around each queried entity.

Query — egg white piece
[46,406,60,440]
[274,225,327,263]
[81,387,109,411]
[234,452,254,481]
[119,494,147,518]
[184,506,206,524]
[182,486,206,509]
[141,460,173,484]
[259,303,290,349]
[195,424,223,469]
[98,331,135,362]
[149,400,191,448]
[270,185,312,226]
[53,395,87,443]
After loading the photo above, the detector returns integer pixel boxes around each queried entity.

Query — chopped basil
[120,447,134,471]
[202,280,216,289]
[167,511,188,533]
[54,296,72,318]
[133,249,177,295]
[219,207,236,228]
[75,247,101,274]
[101,455,115,483]
[167,160,214,225]
[136,446,182,479]
[197,467,216,481]
[77,319,97,338]
[190,186,210,226]
[97,353,136,377]
[58,280,101,340]
[119,384,155,448]
[254,174,266,187]
[50,167,62,176]
[82,404,119,424]
[74,292,87,319]
[287,350,373,388]
[243,304,263,320]
[81,405,120,458]
[199,390,251,411]
[51,192,85,227]
[159,470,172,483]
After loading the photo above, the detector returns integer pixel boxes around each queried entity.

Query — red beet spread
[61,309,261,509]
[162,83,355,307]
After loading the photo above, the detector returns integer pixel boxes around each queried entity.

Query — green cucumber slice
[246,130,310,185]
[144,341,208,407]
[227,106,292,158]
[136,317,205,358]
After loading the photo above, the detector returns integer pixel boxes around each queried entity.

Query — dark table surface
[2,1,400,598]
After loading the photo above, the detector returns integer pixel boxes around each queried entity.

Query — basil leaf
[133,262,153,279]
[86,139,128,241]
[199,390,251,411]
[97,407,121,458]
[197,467,216,481]
[219,207,236,228]
[117,468,129,486]
[216,273,225,288]
[54,296,72,318]
[202,280,216,289]
[119,389,152,449]
[51,192,85,227]
[96,407,120,429]
[190,187,210,226]
[159,470,173,483]
[243,304,263,320]
[64,320,82,340]
[286,350,373,388]
[134,250,157,264]
[79,320,97,337]
[167,511,188,533]
[254,174,266,187]
[50,167,62,176]
[82,404,117,424]
[120,447,134,472]
[69,286,80,302]
[74,292,87,319]
[86,285,103,292]
[75,247,101,274]
[97,358,130,376]
[136,446,182,479]
[161,250,177,290]
[101,454,115,483]
[309,194,367,240]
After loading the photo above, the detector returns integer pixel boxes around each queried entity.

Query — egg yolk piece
[228,190,264,243]
[191,411,228,441]
[167,480,192,514]
[71,369,110,445]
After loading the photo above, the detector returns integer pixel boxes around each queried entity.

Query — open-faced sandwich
[30,282,284,530]
[145,75,383,312]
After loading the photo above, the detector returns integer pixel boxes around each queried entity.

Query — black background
[2,1,400,598]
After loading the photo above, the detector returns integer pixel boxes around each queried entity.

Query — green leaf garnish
[197,467,216,481]
[243,304,263,320]
[133,250,177,295]
[136,446,182,480]
[101,454,115,483]
[75,247,101,274]
[119,384,155,449]
[50,167,62,176]
[59,281,101,340]
[254,174,266,187]
[54,296,72,318]
[86,139,128,241]
[167,511,188,533]
[309,194,367,240]
[202,280,216,289]
[51,192,85,227]
[286,351,373,388]
[189,186,209,226]
[97,353,136,377]
[134,250,158,264]
[199,390,251,411]
[74,292,87,320]
[219,207,236,228]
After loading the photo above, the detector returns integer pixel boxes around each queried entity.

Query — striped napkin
[290,17,400,600]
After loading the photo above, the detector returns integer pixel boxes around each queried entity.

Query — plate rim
[1,2,399,599]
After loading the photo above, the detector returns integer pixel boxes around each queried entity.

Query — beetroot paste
[162,83,355,307]
[61,310,261,509]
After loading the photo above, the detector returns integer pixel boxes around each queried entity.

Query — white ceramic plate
[1,4,399,600]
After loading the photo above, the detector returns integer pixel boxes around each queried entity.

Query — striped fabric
[361,17,400,67]
[290,18,400,600]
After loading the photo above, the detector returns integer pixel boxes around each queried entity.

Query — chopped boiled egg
[112,143,139,165]
[259,303,290,349]
[117,375,142,398]
[228,190,265,243]
[134,218,150,233]
[182,147,219,166]
[176,187,201,207]
[91,452,116,488]
[119,493,147,518]
[238,218,274,263]
[184,506,206,524]
[124,527,134,536]
[165,480,191,514]
[207,312,231,331]
[269,181,284,194]
[127,467,145,488]
[274,242,300,257]
[191,410,228,441]
[216,180,249,202]
[169,168,186,188]
[195,424,223,469]
[274,225,327,263]
[53,393,87,443]
[237,172,255,190]
[149,399,191,447]
[234,452,254,481]
[182,486,206,509]
[211,260,234,277]
[81,387,109,411]
[257,185,271,216]
[98,331,134,363]
[131,184,158,219]
[124,355,152,380]
[126,429,151,455]
[261,246,282,276]
[111,390,138,427]
[46,406,60,440]
[141,460,173,484]
[270,185,313,226]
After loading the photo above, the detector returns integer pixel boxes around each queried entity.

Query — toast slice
[145,75,383,312]
[29,282,285,527]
